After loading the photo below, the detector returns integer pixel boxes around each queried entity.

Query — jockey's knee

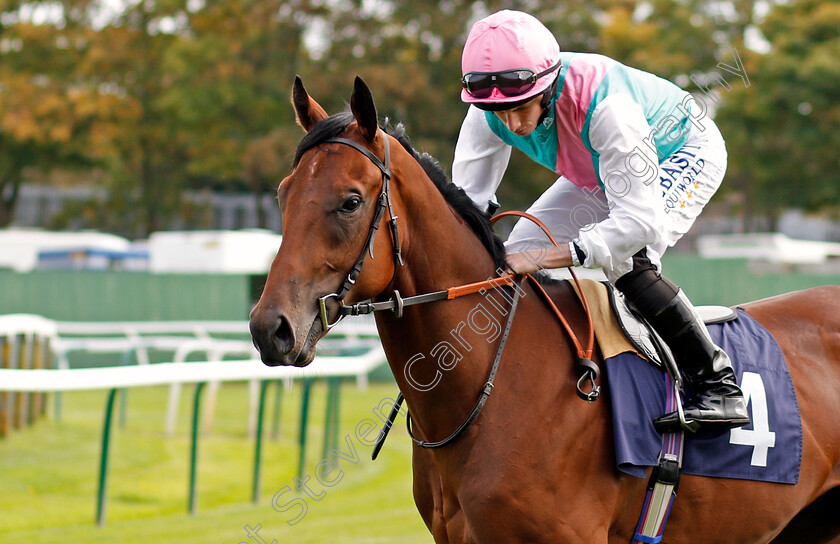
[614,250,679,316]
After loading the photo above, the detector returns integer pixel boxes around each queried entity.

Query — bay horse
[249,76,840,543]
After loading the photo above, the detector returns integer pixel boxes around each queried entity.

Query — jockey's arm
[452,106,511,213]
[506,245,573,274]
[574,94,664,276]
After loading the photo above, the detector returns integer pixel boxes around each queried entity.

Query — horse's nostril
[274,315,295,355]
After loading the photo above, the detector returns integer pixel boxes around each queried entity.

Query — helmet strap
[537,75,559,125]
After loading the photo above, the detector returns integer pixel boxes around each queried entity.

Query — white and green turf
[0,381,430,543]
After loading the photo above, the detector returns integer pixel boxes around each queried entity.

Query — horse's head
[250,76,402,366]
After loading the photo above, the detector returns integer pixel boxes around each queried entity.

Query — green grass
[0,382,432,543]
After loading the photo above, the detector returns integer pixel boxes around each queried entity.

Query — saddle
[569,279,736,373]
[567,278,801,484]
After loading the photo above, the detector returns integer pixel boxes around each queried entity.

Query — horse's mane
[293,112,507,270]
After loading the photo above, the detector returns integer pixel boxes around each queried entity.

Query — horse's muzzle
[249,309,315,367]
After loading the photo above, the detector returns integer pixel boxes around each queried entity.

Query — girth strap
[633,372,686,544]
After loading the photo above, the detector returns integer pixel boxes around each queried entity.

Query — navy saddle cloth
[606,309,801,484]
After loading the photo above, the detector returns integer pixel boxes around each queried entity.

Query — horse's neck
[390,158,499,296]
[375,156,516,441]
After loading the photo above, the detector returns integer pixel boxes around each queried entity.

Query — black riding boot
[646,290,750,433]
[614,249,750,433]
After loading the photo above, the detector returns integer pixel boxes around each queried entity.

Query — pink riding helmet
[461,10,561,105]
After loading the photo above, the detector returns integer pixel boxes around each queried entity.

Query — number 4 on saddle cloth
[572,280,802,485]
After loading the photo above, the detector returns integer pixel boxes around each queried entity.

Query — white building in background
[777,209,840,242]
[0,228,139,272]
[5,185,285,273]
[0,228,282,274]
[697,233,840,265]
[147,230,282,274]
[11,184,283,233]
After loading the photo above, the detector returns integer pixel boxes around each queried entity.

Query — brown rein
[489,210,595,364]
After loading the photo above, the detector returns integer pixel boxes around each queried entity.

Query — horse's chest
[416,443,618,544]
[417,462,530,543]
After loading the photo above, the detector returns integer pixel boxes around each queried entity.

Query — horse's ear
[350,76,378,142]
[292,75,328,132]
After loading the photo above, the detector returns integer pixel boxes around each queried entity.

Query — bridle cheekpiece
[317,130,404,330]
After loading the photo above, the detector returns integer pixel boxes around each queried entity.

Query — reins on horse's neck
[490,211,595,357]
[405,274,524,449]
[340,274,521,318]
[490,211,599,402]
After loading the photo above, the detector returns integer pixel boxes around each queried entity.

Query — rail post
[188,381,206,515]
[96,388,119,526]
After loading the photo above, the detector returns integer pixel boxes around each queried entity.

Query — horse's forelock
[293,112,355,167]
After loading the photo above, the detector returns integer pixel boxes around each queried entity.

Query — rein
[492,210,599,402]
[316,130,598,454]
[406,275,524,448]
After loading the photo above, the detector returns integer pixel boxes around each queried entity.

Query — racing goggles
[461,60,562,99]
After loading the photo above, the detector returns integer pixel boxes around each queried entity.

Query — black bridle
[316,130,404,331]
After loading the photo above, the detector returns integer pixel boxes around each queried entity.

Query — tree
[0,0,103,226]
[158,0,329,229]
[598,0,721,78]
[80,0,186,236]
[715,0,840,229]
[5,0,836,236]
[0,0,187,235]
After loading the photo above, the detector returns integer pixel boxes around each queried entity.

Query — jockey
[452,9,749,433]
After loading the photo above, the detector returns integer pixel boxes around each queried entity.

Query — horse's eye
[340,195,362,213]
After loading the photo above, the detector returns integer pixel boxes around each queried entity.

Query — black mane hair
[293,113,507,270]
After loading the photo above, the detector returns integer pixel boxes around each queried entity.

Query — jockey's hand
[504,246,574,275]
[505,250,543,275]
